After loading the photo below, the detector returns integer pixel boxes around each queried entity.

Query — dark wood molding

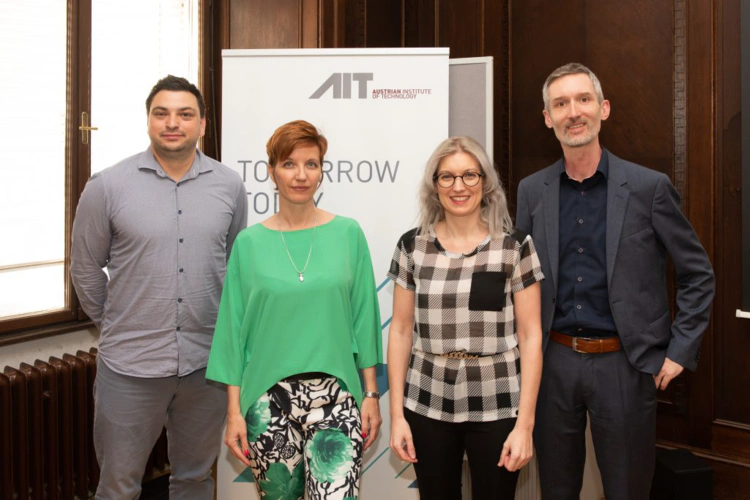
[657,441,750,468]
[69,0,91,323]
[673,0,687,200]
[683,0,716,450]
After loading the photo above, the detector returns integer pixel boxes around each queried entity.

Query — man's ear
[542,109,553,129]
[600,100,611,121]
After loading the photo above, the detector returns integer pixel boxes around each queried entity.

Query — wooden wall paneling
[713,422,750,462]
[710,458,750,499]
[436,0,482,58]
[301,0,320,48]
[199,0,229,160]
[404,0,436,47]
[483,0,510,177]
[364,0,403,47]
[198,0,227,160]
[509,0,587,198]
[679,0,714,450]
[714,0,750,440]
[229,0,301,48]
[509,0,671,193]
[585,0,673,174]
[338,0,363,48]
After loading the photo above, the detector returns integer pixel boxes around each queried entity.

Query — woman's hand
[498,425,533,471]
[225,411,252,466]
[360,396,382,451]
[389,416,417,463]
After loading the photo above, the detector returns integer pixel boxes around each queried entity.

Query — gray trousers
[93,359,226,500]
[534,340,657,500]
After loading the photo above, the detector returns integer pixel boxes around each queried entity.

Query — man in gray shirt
[71,75,247,499]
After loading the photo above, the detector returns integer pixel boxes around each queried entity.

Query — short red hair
[266,120,328,167]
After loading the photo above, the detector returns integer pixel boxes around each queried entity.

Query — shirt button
[577,276,583,282]
[578,218,584,224]
[576,304,582,310]
[179,238,184,243]
[176,326,181,331]
[179,268,184,272]
[178,210,183,214]
[578,247,584,253]
[581,191,586,196]
[178,298,183,303]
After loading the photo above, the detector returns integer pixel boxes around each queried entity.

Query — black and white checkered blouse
[388,228,544,422]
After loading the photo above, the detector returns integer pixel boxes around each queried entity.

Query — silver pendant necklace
[278,210,317,282]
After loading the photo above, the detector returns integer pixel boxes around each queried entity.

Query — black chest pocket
[468,271,507,311]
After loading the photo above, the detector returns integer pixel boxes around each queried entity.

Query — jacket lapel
[606,152,630,288]
[543,162,562,291]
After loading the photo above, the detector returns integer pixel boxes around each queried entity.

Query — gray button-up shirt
[71,148,248,377]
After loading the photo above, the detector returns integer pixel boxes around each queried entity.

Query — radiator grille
[0,348,169,500]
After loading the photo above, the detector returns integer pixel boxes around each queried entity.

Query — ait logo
[309,72,374,99]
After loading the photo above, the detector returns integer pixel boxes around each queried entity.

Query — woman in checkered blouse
[387,136,544,498]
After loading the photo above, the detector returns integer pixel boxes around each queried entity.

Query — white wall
[1,327,99,369]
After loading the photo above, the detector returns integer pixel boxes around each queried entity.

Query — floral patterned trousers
[245,375,362,500]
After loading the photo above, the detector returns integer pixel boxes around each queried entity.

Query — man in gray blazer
[515,63,714,499]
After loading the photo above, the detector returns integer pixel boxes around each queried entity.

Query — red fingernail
[244,449,250,458]
[362,433,368,438]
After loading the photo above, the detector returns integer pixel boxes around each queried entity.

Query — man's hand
[654,357,684,390]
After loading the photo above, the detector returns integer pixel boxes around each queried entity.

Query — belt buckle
[571,337,587,354]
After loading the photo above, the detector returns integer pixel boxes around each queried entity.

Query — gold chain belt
[440,351,481,359]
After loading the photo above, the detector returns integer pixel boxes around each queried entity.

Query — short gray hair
[418,136,513,237]
[542,62,605,111]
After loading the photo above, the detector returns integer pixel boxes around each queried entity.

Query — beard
[560,122,599,148]
[558,119,601,148]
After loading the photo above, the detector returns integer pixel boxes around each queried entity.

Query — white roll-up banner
[219,48,450,499]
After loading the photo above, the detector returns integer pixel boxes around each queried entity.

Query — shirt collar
[558,148,609,181]
[138,147,214,180]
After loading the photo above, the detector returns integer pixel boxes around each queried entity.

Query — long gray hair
[418,136,513,237]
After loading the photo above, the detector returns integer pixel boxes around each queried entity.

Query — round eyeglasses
[433,171,484,188]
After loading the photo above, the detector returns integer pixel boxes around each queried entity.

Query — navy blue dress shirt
[552,150,617,337]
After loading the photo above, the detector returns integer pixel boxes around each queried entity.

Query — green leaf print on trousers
[259,462,304,500]
[306,428,355,484]
[245,394,271,441]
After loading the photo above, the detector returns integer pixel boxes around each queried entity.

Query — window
[0,0,200,335]
[91,0,199,174]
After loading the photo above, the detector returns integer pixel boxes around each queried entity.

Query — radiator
[0,348,169,500]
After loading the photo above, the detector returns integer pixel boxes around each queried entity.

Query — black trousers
[534,340,657,500]
[404,408,520,499]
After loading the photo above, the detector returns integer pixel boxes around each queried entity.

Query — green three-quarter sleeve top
[206,216,383,417]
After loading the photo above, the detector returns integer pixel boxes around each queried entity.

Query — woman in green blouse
[207,120,383,500]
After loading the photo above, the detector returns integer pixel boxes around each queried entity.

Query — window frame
[1,0,210,345]
[0,0,90,343]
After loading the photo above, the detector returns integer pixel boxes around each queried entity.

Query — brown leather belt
[550,330,620,354]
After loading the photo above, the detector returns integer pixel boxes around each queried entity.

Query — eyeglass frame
[432,171,485,188]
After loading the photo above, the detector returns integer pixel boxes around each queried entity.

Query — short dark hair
[145,75,206,118]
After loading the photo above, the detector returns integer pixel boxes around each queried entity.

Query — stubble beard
[560,120,600,148]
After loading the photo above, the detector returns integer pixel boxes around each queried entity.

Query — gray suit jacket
[515,150,714,374]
